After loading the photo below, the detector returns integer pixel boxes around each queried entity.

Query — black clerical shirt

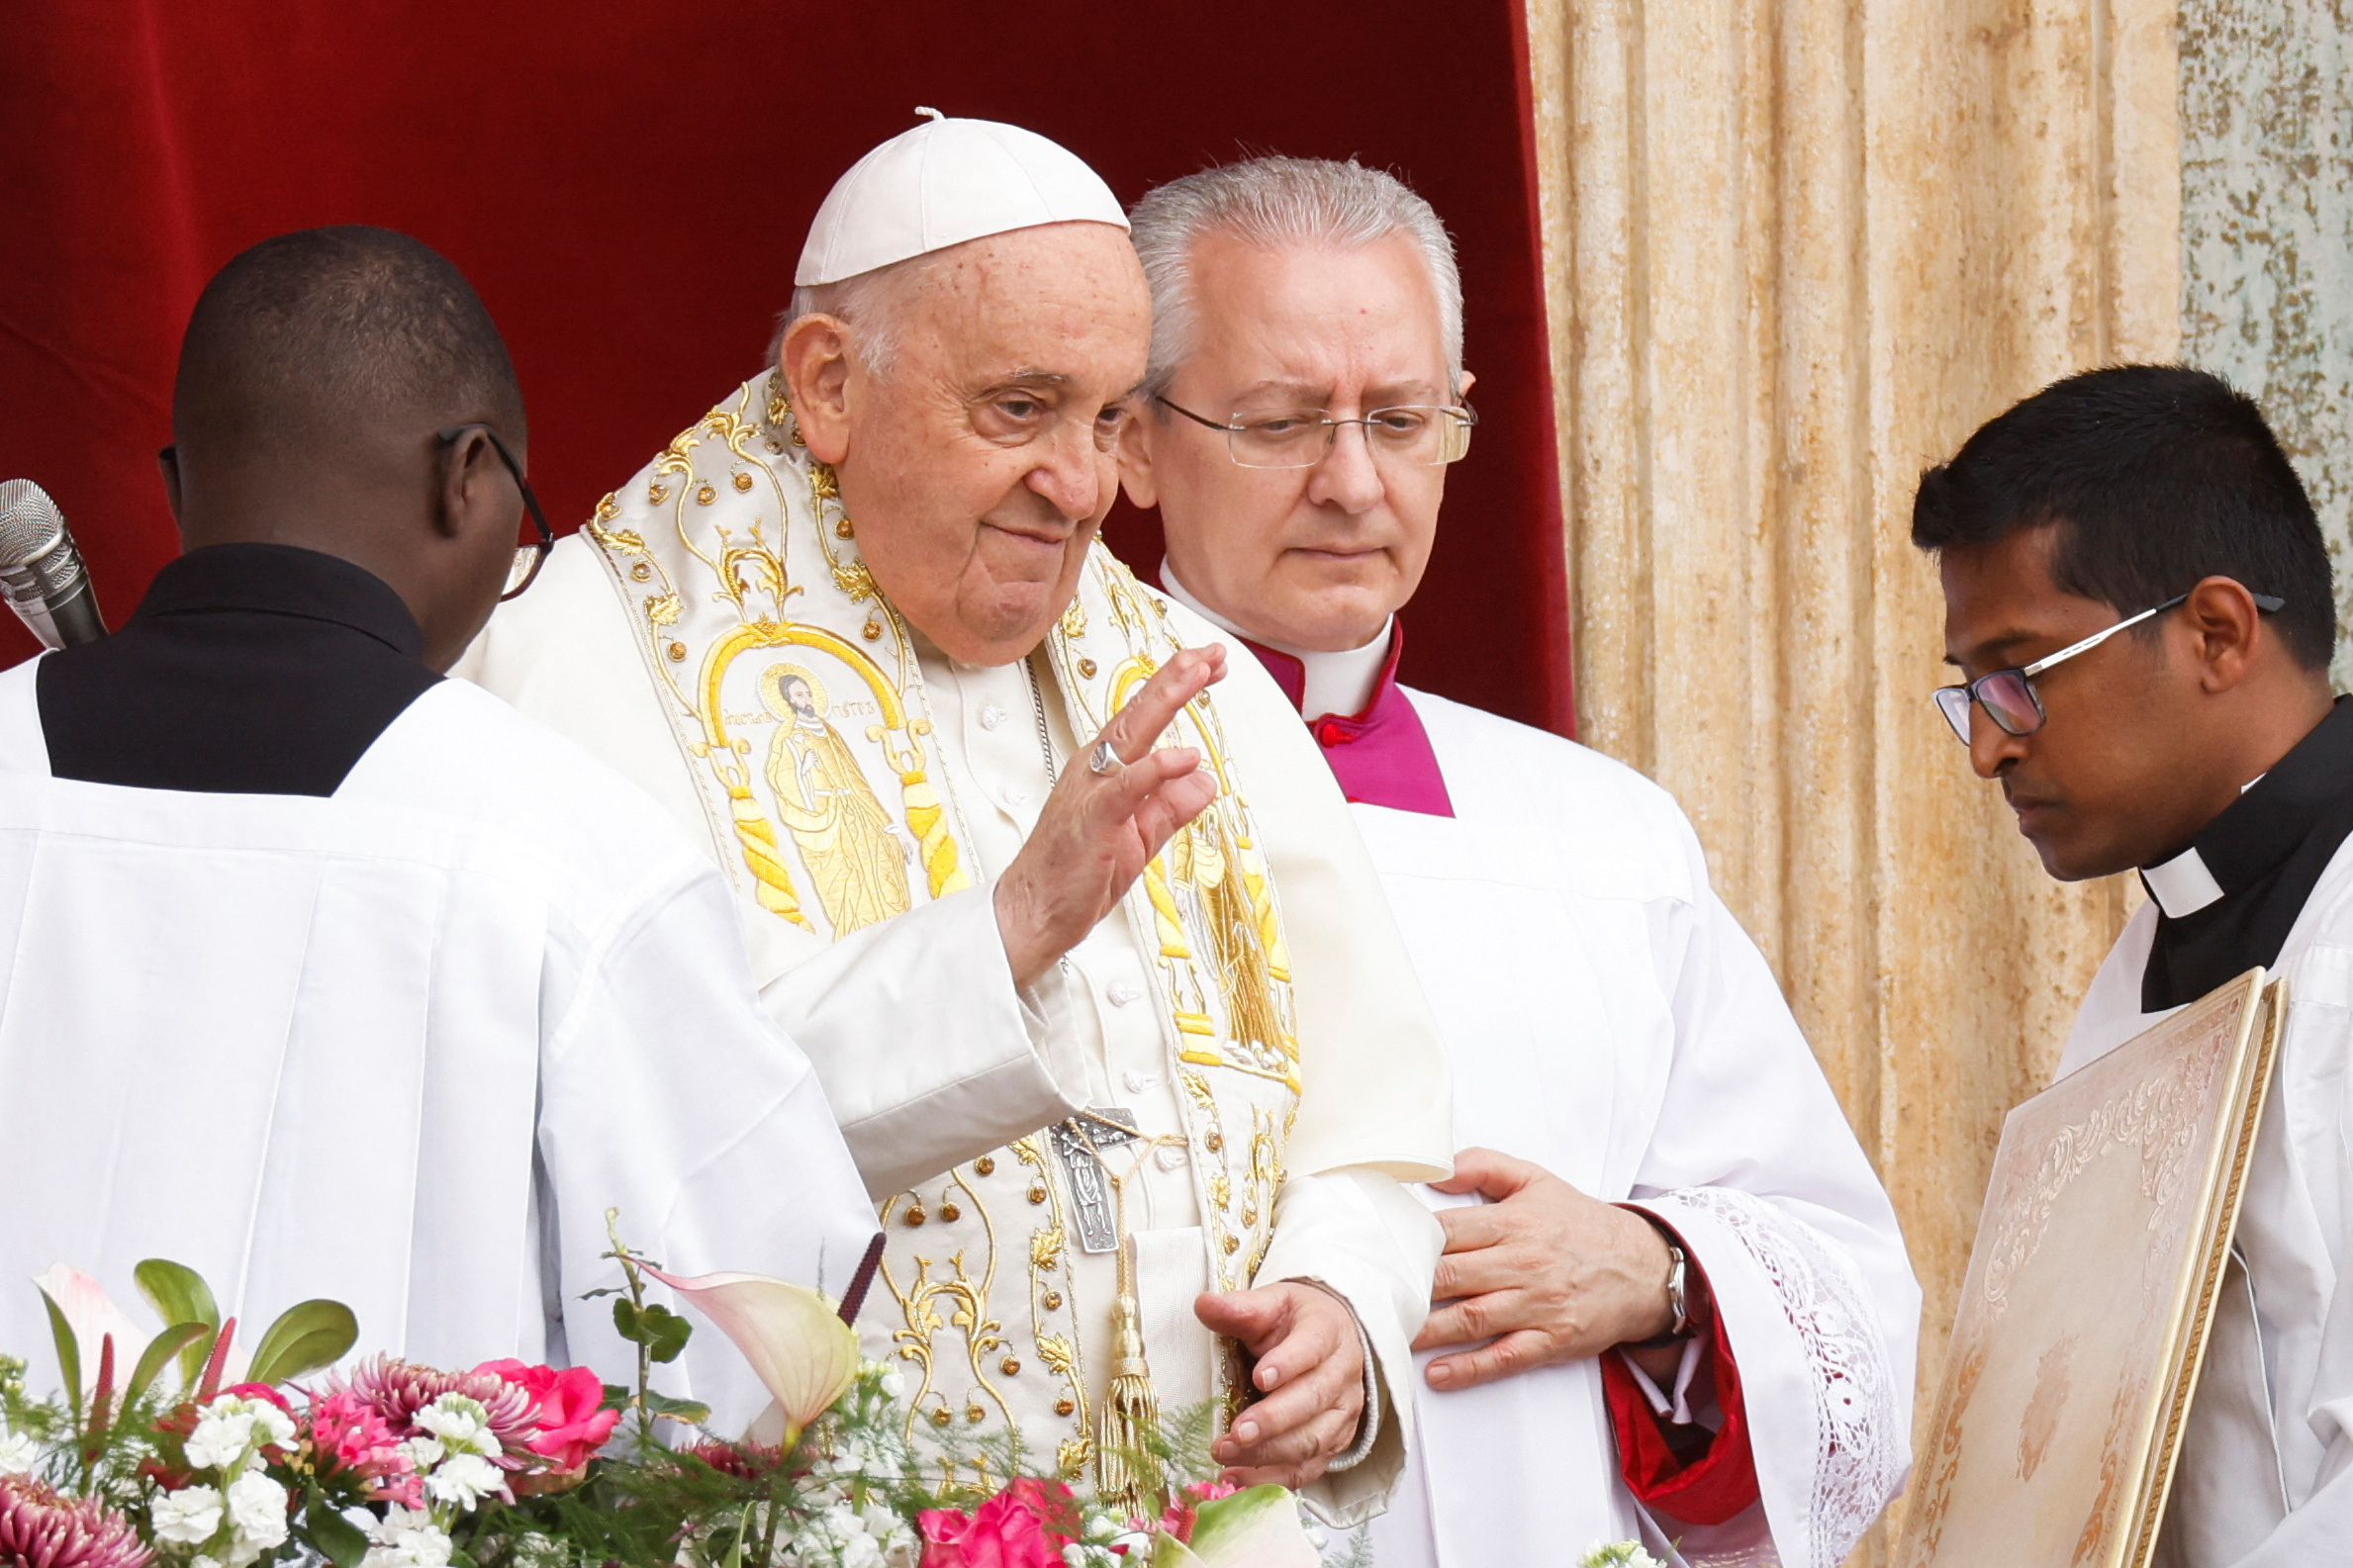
[34,543,439,796]
[2140,695,2353,1011]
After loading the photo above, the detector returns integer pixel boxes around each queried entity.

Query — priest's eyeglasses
[1930,590,2285,744]
[1155,397,1477,469]
[438,423,553,600]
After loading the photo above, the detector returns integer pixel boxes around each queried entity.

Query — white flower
[394,1436,446,1471]
[184,1410,256,1472]
[364,1507,454,1568]
[153,1484,226,1544]
[412,1396,498,1457]
[185,1395,296,1474]
[1579,1545,1666,1568]
[0,1431,38,1476]
[226,1471,291,1552]
[878,1371,905,1398]
[341,1506,380,1535]
[423,1451,504,1511]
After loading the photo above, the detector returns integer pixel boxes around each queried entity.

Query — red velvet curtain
[0,0,1568,733]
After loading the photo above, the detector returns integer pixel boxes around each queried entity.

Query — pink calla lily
[34,1265,144,1396]
[640,1266,859,1445]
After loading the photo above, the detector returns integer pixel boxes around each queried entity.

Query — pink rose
[472,1361,619,1473]
[917,1478,1078,1568]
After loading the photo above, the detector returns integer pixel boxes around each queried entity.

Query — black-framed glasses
[439,423,552,600]
[1931,589,2285,744]
[1155,395,1476,470]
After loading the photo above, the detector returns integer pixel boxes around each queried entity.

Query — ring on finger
[1087,739,1120,776]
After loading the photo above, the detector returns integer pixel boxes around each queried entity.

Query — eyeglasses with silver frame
[1155,395,1476,470]
[1931,588,2286,745]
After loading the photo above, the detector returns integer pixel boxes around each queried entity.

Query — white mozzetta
[0,666,878,1431]
[1359,689,1920,1568]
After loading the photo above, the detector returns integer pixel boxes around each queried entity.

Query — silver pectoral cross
[1051,1107,1139,1254]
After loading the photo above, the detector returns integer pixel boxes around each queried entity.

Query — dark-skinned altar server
[1918,365,2353,1567]
[456,119,1451,1520]
[0,229,875,1430]
[1121,157,1920,1567]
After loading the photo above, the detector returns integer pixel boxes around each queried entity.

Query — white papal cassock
[0,661,877,1429]
[2063,833,2353,1566]
[1157,569,1922,1568]
[456,375,1452,1522]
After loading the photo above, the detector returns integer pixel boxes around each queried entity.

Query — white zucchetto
[794,111,1129,287]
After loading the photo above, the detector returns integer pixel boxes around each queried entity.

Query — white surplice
[2061,837,2353,1567]
[459,528,1450,1522]
[0,660,877,1430]
[1353,689,1922,1568]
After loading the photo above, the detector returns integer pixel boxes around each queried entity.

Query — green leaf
[244,1300,358,1387]
[127,1324,210,1406]
[1184,1485,1317,1566]
[134,1262,219,1334]
[638,1389,710,1425]
[304,1488,371,1568]
[612,1298,643,1343]
[640,1304,692,1364]
[39,1289,81,1423]
[600,1383,633,1413]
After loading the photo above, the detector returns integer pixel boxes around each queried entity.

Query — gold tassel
[1094,1234,1163,1518]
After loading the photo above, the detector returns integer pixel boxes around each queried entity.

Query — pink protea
[0,1477,149,1568]
[329,1357,539,1459]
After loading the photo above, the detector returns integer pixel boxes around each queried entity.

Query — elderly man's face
[787,224,1150,667]
[1120,231,1462,652]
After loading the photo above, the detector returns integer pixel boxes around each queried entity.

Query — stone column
[2180,0,2353,684]
[1522,0,2179,1554]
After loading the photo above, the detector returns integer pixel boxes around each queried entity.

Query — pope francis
[456,116,1451,1523]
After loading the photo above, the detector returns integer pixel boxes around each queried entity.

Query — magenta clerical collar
[1152,564,1455,818]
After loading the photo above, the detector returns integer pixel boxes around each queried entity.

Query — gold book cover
[1897,968,2283,1568]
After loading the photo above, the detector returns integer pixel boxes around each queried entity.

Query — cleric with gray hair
[1118,155,1920,1566]
[1129,156,1463,403]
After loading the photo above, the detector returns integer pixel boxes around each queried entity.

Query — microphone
[0,480,106,649]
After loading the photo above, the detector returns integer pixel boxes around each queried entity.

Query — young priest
[1917,364,2348,1564]
[0,228,876,1425]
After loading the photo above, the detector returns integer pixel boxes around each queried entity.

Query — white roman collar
[1157,561,1394,722]
[2141,846,2226,919]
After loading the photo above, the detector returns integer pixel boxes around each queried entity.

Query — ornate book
[1897,968,2284,1568]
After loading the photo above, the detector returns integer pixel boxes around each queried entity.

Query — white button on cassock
[1107,980,1142,1006]
[1123,1068,1159,1093]
[979,703,1005,731]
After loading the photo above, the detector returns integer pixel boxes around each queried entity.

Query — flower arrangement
[0,1221,1332,1568]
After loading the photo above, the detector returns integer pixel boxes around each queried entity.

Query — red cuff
[1599,1217,1761,1525]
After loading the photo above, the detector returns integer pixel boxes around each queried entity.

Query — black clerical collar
[2139,695,2353,1011]
[137,543,426,657]
[36,543,439,796]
